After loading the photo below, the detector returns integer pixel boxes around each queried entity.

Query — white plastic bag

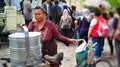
[75,41,87,53]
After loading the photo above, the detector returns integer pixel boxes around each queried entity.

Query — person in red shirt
[88,9,105,61]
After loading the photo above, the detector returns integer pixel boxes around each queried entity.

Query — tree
[107,0,120,10]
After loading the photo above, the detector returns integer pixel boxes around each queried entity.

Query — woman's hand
[20,23,27,28]
[114,30,120,40]
[69,39,77,44]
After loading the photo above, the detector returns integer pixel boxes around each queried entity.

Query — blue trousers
[92,36,104,58]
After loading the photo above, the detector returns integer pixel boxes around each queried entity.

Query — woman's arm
[74,20,79,30]
[114,22,120,40]
[51,22,76,44]
[88,26,93,39]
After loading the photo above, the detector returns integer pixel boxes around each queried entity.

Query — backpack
[50,5,62,23]
[96,17,109,37]
[78,16,91,33]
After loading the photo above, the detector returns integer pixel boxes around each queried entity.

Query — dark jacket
[78,16,91,34]
[42,2,53,20]
[50,4,62,24]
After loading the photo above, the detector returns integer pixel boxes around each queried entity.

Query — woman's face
[34,9,45,22]
[106,13,110,19]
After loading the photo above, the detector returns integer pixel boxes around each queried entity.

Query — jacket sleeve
[50,22,71,43]
[78,17,82,33]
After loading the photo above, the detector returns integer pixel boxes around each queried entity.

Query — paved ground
[0,0,118,67]
[0,38,118,67]
[57,39,118,67]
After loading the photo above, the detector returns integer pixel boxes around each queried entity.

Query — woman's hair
[108,11,114,17]
[62,0,66,3]
[99,5,105,10]
[34,6,47,15]
[94,9,101,16]
[71,5,76,11]
[54,0,59,5]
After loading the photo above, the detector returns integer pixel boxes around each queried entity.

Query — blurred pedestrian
[113,6,120,67]
[76,8,92,46]
[69,5,76,38]
[42,0,53,20]
[23,0,33,26]
[58,0,64,11]
[61,0,69,11]
[60,9,72,46]
[49,0,62,26]
[0,0,6,8]
[74,10,82,39]
[106,11,115,58]
[98,5,108,20]
[88,9,105,61]
[20,0,24,14]
[97,5,108,54]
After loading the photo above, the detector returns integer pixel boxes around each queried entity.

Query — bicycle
[75,39,112,67]
[0,53,10,67]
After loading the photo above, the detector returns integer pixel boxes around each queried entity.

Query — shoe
[106,54,115,58]
[54,52,64,61]
[44,53,64,65]
[94,57,101,62]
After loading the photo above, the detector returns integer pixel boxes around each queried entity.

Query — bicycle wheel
[94,59,112,67]
[0,53,10,67]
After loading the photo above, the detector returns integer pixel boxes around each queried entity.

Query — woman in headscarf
[75,8,92,46]
[60,9,72,46]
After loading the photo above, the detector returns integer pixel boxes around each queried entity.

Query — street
[0,39,118,67]
[57,39,118,67]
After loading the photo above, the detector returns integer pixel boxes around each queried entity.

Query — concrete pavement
[0,38,118,67]
[57,39,118,67]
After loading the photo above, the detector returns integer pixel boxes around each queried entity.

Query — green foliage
[0,21,5,27]
[0,7,4,13]
[81,0,85,2]
[84,6,97,12]
[107,0,120,11]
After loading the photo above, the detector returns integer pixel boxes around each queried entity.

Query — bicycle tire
[94,59,112,67]
[0,53,10,67]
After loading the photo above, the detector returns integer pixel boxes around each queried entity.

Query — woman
[21,6,76,67]
[106,11,114,58]
[77,8,92,46]
[60,9,72,46]
[23,0,33,26]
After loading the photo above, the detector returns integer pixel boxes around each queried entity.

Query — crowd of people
[19,0,120,67]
